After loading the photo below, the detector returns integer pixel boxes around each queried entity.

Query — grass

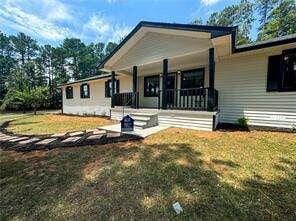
[1,126,295,220]
[5,113,116,135]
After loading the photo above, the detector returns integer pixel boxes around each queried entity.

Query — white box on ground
[172,202,183,214]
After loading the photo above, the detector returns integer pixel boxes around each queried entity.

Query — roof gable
[99,21,236,70]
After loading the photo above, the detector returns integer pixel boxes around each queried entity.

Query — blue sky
[0,0,256,46]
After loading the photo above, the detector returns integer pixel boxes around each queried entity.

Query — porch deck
[111,107,219,131]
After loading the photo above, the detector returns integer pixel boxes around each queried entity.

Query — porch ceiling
[119,51,209,76]
[108,32,212,71]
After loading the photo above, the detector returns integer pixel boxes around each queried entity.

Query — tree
[30,86,49,114]
[51,47,69,84]
[1,86,49,114]
[62,38,86,80]
[5,67,29,92]
[258,0,296,40]
[191,18,203,25]
[206,0,254,45]
[105,42,118,57]
[10,33,38,65]
[0,32,15,100]
[256,0,278,29]
[1,87,32,113]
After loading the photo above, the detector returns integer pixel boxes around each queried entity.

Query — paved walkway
[0,125,141,152]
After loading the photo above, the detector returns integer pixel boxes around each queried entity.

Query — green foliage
[10,32,38,64]
[191,18,203,25]
[237,117,249,128]
[258,0,296,40]
[192,0,294,44]
[1,86,49,114]
[255,0,278,33]
[0,30,118,109]
[206,0,254,45]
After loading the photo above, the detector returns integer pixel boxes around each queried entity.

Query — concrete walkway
[99,124,170,138]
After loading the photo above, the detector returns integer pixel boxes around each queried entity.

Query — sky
[0,0,256,46]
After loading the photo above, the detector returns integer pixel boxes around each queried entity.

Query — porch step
[130,113,158,129]
[110,108,217,131]
[132,116,151,122]
[134,121,147,127]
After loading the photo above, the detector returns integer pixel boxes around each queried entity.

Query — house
[59,21,296,131]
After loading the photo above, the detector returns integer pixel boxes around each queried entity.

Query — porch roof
[99,21,236,73]
[58,73,112,87]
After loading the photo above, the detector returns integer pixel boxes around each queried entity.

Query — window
[181,68,205,89]
[267,55,281,91]
[144,75,159,97]
[65,86,73,99]
[282,49,296,91]
[80,83,90,98]
[105,79,119,97]
[267,48,296,92]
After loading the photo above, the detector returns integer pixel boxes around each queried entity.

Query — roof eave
[98,21,237,69]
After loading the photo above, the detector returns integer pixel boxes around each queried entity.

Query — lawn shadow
[211,159,240,168]
[1,141,295,220]
[45,142,295,219]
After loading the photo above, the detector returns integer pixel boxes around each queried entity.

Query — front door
[167,74,176,106]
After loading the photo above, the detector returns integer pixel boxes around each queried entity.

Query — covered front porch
[99,22,234,113]
[109,47,217,111]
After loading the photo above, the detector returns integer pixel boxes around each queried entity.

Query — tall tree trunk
[33,104,37,115]
[21,53,25,65]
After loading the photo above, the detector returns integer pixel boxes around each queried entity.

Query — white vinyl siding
[216,52,296,129]
[62,75,132,116]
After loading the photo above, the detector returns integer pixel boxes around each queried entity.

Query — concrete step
[131,116,151,122]
[158,118,213,125]
[134,121,149,129]
[130,112,156,117]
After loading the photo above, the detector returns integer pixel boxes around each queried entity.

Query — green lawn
[4,113,116,135]
[1,124,295,219]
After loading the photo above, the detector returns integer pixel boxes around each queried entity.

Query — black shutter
[87,84,90,98]
[116,80,120,94]
[105,81,109,97]
[70,87,73,98]
[80,85,83,98]
[267,55,281,91]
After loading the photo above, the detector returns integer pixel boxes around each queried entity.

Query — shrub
[291,125,296,133]
[237,117,249,128]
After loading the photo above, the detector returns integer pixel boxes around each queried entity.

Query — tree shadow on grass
[0,141,295,220]
[211,159,240,168]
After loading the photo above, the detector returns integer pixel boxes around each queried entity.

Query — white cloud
[84,15,110,34]
[201,0,220,6]
[42,0,73,21]
[0,1,73,40]
[109,25,131,43]
[83,14,131,43]
[105,0,120,3]
[0,0,131,43]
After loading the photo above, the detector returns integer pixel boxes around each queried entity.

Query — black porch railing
[158,87,218,111]
[112,92,139,108]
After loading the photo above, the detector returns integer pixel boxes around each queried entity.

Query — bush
[0,86,50,114]
[237,117,249,128]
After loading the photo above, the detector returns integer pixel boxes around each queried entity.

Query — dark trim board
[98,20,295,71]
[58,74,112,87]
[98,21,236,69]
[235,35,296,53]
